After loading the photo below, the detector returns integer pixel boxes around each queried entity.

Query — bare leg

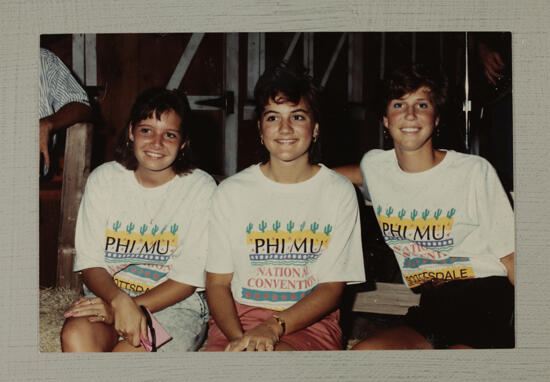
[275,341,296,351]
[351,326,433,350]
[448,344,473,349]
[61,317,119,352]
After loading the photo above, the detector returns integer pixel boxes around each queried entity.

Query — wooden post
[56,122,93,290]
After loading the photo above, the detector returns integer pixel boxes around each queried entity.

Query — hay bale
[40,287,81,352]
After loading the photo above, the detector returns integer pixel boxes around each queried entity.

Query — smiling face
[383,86,440,155]
[128,109,185,186]
[258,95,319,166]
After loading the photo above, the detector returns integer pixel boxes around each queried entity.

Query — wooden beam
[166,33,205,90]
[56,122,93,290]
[320,33,347,89]
[411,32,417,64]
[224,33,239,176]
[72,34,85,83]
[282,32,301,63]
[247,33,265,99]
[85,34,97,86]
[378,32,386,149]
[303,32,314,75]
[347,33,364,103]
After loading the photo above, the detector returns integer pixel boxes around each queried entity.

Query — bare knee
[448,344,473,349]
[61,317,117,352]
[351,326,433,350]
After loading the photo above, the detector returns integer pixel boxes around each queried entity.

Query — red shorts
[204,301,342,351]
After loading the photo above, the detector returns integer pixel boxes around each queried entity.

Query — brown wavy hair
[382,64,448,118]
[115,87,194,175]
[254,63,321,164]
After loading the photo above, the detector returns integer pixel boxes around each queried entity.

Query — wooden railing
[56,122,93,290]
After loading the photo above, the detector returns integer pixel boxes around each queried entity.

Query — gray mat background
[1,0,549,380]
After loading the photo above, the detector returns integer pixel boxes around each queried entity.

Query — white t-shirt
[74,162,216,294]
[360,149,514,289]
[206,164,366,310]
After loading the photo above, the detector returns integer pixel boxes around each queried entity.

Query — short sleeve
[168,174,217,287]
[73,168,111,272]
[359,151,374,201]
[205,185,236,274]
[42,49,90,114]
[315,180,366,284]
[474,160,515,259]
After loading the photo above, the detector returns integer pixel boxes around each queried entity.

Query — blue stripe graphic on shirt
[384,236,454,250]
[105,251,169,264]
[249,252,321,266]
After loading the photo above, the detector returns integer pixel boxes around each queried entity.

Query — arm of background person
[39,101,92,168]
[333,164,362,186]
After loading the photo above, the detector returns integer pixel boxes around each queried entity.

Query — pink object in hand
[139,306,172,352]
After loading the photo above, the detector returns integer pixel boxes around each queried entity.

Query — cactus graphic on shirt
[126,222,135,233]
[112,220,122,232]
[246,223,253,234]
[447,208,456,219]
[286,221,295,233]
[310,222,319,234]
[140,224,148,235]
[151,224,159,236]
[422,209,430,220]
[397,209,406,220]
[170,224,179,235]
[434,208,442,220]
[273,220,281,233]
[410,209,418,221]
[258,220,267,232]
[386,206,394,217]
[299,221,306,231]
[323,224,332,235]
[160,225,168,234]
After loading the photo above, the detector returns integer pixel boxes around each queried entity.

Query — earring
[435,125,440,137]
[313,135,318,143]
[260,136,264,145]
[383,129,390,140]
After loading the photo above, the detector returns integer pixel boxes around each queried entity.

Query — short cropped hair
[115,87,194,175]
[254,64,321,164]
[382,64,448,117]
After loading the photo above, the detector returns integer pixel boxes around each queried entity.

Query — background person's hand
[39,118,53,171]
[477,41,505,86]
